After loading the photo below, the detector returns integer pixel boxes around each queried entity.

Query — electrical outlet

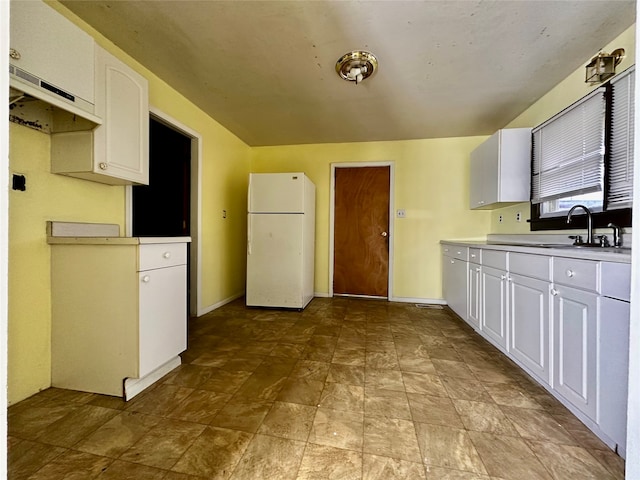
[222,210,227,218]
[499,215,503,223]
[516,211,522,222]
[397,209,406,218]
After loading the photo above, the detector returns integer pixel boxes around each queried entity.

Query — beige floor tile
[171,426,253,479]
[501,405,577,445]
[327,364,365,386]
[440,376,494,402]
[365,368,405,391]
[198,368,252,394]
[364,416,422,463]
[166,389,232,423]
[162,364,217,388]
[97,460,168,479]
[9,403,80,440]
[296,443,362,480]
[126,384,195,417]
[365,388,412,420]
[232,372,289,402]
[363,454,426,479]
[588,448,626,480]
[423,466,493,479]
[408,393,463,428]
[230,434,306,480]
[309,408,364,451]
[221,354,265,372]
[24,450,113,479]
[75,411,161,458]
[8,439,66,480]
[258,401,316,441]
[366,350,401,369]
[402,372,449,397]
[277,377,325,405]
[527,440,616,480]
[289,360,331,382]
[482,382,544,410]
[210,400,272,433]
[414,423,487,475]
[118,418,205,470]
[431,359,477,379]
[332,347,366,366]
[467,431,551,479]
[319,383,364,413]
[34,404,120,448]
[452,399,518,435]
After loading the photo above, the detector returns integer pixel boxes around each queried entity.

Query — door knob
[381,232,388,237]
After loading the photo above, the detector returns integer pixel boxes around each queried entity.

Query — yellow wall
[251,137,491,300]
[8,2,251,404]
[491,25,636,234]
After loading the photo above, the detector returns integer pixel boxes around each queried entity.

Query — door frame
[329,161,395,299]
[125,106,202,317]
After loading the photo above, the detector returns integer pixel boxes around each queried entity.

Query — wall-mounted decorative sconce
[336,51,378,85]
[585,48,625,85]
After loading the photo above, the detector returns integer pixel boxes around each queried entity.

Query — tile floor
[8,297,626,479]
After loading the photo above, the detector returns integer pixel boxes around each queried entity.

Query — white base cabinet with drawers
[442,245,468,320]
[49,237,190,400]
[440,241,631,457]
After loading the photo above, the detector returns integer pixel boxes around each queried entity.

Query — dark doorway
[132,118,191,237]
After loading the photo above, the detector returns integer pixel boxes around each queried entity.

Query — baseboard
[124,356,181,401]
[389,296,447,305]
[197,291,244,316]
[313,292,331,298]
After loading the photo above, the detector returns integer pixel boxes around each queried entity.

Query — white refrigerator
[246,172,316,309]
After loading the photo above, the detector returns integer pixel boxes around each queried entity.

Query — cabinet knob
[475,267,480,272]
[9,48,21,60]
[99,162,108,170]
[142,275,150,283]
[500,275,507,280]
[444,248,449,252]
[471,254,476,258]
[456,251,462,255]
[551,288,558,296]
[163,252,171,259]
[566,269,574,278]
[450,260,455,264]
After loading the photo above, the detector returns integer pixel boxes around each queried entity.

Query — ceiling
[60,1,636,147]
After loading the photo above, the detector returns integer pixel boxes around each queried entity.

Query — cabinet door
[552,285,598,420]
[599,297,630,454]
[508,273,550,384]
[467,263,481,330]
[443,255,468,320]
[469,145,485,209]
[94,47,149,184]
[139,264,187,377]
[481,266,508,351]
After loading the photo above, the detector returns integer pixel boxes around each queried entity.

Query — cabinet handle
[142,275,150,283]
[566,269,574,278]
[163,252,171,259]
[99,162,108,170]
[471,254,476,258]
[450,260,455,264]
[475,267,480,272]
[456,251,462,255]
[551,288,558,296]
[500,275,507,280]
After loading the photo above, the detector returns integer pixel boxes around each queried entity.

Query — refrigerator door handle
[247,214,252,255]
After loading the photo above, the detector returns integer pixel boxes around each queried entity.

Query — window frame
[529,69,634,231]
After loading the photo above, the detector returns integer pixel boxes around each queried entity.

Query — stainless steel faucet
[566,204,593,245]
[607,223,622,247]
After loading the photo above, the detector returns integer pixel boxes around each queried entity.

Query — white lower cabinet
[442,245,468,320]
[49,238,189,400]
[467,262,481,330]
[508,273,550,384]
[551,284,598,420]
[480,265,508,351]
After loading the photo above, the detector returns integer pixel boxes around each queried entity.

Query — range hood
[9,0,102,133]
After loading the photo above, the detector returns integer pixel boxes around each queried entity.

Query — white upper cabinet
[51,46,149,185]
[469,128,531,209]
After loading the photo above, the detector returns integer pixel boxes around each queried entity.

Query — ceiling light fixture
[585,48,625,84]
[335,51,378,85]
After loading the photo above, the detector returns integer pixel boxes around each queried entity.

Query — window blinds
[531,87,606,204]
[608,67,635,210]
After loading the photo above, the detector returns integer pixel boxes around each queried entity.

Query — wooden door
[334,166,390,297]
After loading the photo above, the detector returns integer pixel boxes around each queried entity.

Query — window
[529,66,634,230]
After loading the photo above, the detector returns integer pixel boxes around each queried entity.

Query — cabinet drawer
[469,248,482,264]
[553,257,599,292]
[600,262,631,301]
[139,243,187,271]
[482,250,507,270]
[509,253,550,280]
[442,245,468,261]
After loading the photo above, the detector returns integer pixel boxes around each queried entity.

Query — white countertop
[47,236,192,245]
[441,236,631,263]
